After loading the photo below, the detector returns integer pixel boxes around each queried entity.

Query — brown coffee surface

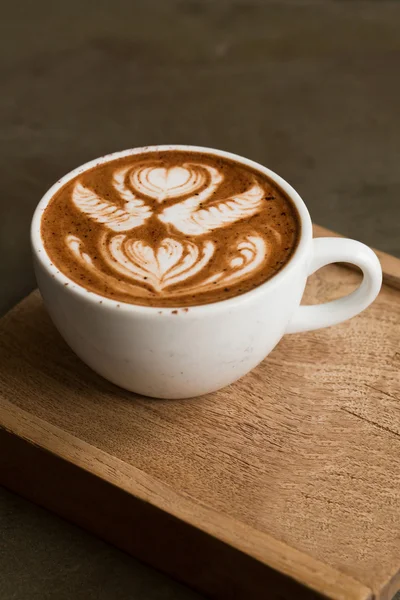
[41,150,300,307]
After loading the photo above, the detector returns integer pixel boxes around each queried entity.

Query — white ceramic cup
[31,145,382,399]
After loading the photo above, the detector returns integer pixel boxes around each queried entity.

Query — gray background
[1,1,399,598]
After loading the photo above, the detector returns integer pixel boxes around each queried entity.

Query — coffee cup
[31,146,382,398]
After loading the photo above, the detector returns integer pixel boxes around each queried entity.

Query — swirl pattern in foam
[130,164,208,202]
[41,150,300,307]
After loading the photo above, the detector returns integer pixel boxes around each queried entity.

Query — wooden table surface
[1,225,399,600]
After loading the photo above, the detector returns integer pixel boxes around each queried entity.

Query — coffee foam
[41,150,300,307]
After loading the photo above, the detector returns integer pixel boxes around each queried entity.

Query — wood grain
[1,229,400,600]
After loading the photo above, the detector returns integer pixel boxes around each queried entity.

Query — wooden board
[1,225,399,600]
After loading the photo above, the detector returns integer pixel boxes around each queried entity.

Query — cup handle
[286,237,382,334]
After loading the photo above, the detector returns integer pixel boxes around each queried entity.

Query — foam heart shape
[106,235,215,292]
[129,164,205,201]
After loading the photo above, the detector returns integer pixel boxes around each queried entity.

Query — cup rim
[31,144,312,314]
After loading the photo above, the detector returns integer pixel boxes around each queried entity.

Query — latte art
[130,164,210,202]
[73,179,151,232]
[104,235,215,293]
[41,150,300,307]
